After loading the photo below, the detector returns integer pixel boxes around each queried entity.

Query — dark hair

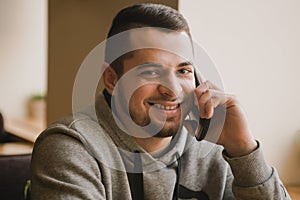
[105,3,191,75]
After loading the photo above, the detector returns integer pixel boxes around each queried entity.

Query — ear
[103,63,118,95]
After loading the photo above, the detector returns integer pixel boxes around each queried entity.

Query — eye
[177,68,193,74]
[139,70,160,77]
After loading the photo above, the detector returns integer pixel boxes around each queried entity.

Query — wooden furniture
[0,142,33,156]
[286,186,300,199]
[0,117,45,155]
[4,117,45,143]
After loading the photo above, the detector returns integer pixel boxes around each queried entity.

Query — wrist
[224,140,258,158]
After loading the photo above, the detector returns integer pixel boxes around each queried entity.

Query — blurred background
[0,0,299,195]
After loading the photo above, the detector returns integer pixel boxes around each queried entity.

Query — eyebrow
[136,61,193,70]
[178,61,193,67]
[135,62,163,70]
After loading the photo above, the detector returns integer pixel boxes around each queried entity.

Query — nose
[158,75,183,99]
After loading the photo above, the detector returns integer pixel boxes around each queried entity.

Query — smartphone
[193,70,211,141]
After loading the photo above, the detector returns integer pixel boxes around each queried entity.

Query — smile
[150,103,180,110]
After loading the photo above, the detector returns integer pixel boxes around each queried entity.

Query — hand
[194,81,257,157]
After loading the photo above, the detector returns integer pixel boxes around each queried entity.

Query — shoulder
[31,114,104,182]
[35,108,105,150]
[32,110,123,171]
[30,117,105,199]
[32,119,98,168]
[32,112,99,165]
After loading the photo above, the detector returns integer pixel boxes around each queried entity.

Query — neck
[134,136,172,153]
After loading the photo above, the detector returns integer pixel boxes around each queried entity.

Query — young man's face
[111,29,196,138]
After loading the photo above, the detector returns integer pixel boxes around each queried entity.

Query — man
[31,3,290,199]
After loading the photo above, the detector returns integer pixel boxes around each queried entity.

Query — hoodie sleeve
[222,141,291,200]
[31,132,106,200]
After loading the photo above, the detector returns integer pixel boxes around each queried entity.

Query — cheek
[128,85,156,106]
[128,92,142,109]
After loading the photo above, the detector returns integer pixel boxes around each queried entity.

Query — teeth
[153,104,178,110]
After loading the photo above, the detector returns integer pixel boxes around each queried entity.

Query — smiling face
[118,48,196,137]
[104,29,196,138]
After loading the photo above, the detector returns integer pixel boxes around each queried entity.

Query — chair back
[0,154,31,200]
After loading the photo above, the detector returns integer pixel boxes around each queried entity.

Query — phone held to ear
[186,102,211,141]
[191,69,211,141]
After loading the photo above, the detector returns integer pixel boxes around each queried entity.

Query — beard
[153,125,180,138]
[138,115,183,138]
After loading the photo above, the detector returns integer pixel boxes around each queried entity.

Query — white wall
[0,0,47,119]
[180,0,300,184]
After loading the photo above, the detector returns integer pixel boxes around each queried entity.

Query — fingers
[195,81,227,119]
[203,80,219,90]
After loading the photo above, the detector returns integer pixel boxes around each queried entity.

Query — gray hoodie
[31,93,290,199]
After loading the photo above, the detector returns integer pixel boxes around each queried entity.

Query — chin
[153,124,181,138]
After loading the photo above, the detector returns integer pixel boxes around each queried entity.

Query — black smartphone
[193,71,211,141]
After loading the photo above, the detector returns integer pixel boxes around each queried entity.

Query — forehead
[128,28,194,62]
[123,48,191,69]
